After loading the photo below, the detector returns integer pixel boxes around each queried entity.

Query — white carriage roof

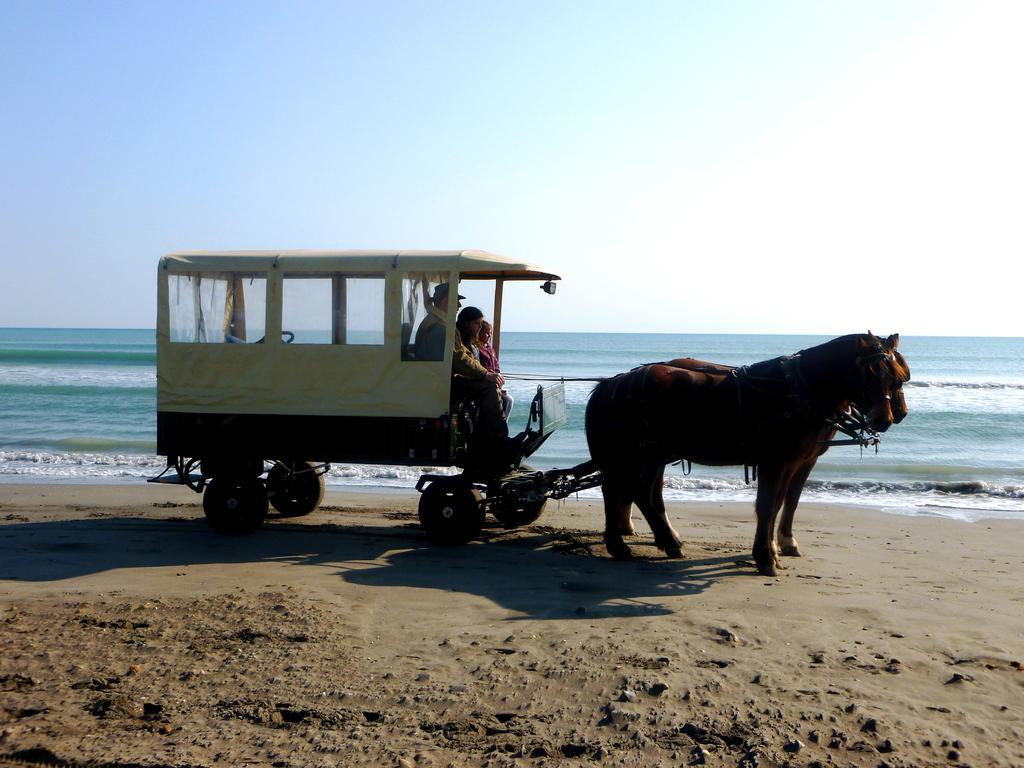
[160,249,560,281]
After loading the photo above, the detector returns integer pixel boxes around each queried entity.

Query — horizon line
[2,326,1023,340]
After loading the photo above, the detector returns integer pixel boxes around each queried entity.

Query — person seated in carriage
[457,309,513,421]
[415,284,522,466]
[412,282,459,361]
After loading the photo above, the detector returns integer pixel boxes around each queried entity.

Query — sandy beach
[1,483,1022,767]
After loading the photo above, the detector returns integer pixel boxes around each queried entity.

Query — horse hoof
[607,543,634,561]
[781,544,802,557]
[755,558,778,577]
[664,546,683,559]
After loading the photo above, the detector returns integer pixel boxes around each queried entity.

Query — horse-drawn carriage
[152,249,600,542]
[153,248,910,577]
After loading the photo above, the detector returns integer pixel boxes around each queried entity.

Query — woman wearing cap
[458,309,509,419]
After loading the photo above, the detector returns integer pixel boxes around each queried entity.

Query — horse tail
[585,376,617,467]
[585,370,641,467]
[584,378,608,450]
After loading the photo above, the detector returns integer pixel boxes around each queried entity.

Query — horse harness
[602,364,696,476]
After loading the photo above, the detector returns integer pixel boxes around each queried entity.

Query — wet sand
[1,483,1022,767]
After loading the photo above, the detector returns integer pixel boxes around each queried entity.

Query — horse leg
[619,506,637,537]
[611,465,636,536]
[601,476,635,560]
[634,465,683,558]
[778,459,816,557]
[770,464,802,571]
[752,464,791,577]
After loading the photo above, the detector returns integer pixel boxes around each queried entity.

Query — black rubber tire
[266,461,326,517]
[491,498,548,528]
[418,479,484,545]
[203,478,268,534]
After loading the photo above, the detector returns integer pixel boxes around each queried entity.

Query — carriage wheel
[418,479,484,545]
[203,478,268,534]
[491,497,548,528]
[266,460,326,517]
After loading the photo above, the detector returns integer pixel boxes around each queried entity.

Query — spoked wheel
[203,478,269,534]
[418,478,484,545]
[491,497,548,528]
[266,460,326,517]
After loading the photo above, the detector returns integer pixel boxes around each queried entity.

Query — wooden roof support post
[492,278,504,357]
[332,276,347,345]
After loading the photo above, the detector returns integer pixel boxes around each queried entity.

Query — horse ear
[885,333,900,350]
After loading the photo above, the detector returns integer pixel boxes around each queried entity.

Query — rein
[502,373,608,382]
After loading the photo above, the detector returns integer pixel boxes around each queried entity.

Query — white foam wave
[654,474,1024,519]
[0,365,155,389]
[0,451,458,487]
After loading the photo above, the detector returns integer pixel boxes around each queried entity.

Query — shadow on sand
[0,514,751,620]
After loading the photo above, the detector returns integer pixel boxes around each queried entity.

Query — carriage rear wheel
[266,460,326,517]
[418,479,484,545]
[491,497,548,528]
[203,478,268,534]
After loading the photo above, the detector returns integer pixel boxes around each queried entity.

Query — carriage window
[169,273,267,343]
[341,277,385,345]
[283,277,333,344]
[283,275,385,345]
[401,272,449,361]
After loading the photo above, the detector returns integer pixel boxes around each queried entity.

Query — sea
[1,329,1022,522]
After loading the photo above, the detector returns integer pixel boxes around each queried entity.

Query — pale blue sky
[2,1,1021,335]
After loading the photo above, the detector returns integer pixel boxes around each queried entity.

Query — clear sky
[1,1,1021,335]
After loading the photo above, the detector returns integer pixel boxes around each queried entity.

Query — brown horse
[584,333,910,576]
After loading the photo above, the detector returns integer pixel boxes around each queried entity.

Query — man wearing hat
[414,283,515,465]
[413,282,462,362]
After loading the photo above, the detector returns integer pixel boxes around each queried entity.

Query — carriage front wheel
[491,497,547,528]
[418,479,484,545]
[203,478,268,534]
[266,460,326,517]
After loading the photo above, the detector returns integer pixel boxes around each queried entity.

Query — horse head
[851,332,911,432]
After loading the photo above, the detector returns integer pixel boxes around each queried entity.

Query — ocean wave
[659,474,1024,499]
[0,452,458,485]
[0,349,156,366]
[907,380,1024,390]
[0,383,155,397]
[807,478,1024,499]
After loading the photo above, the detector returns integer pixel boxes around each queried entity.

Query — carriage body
[154,249,564,533]
[157,250,559,465]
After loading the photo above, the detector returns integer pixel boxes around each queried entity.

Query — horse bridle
[827,340,911,446]
[849,342,901,411]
